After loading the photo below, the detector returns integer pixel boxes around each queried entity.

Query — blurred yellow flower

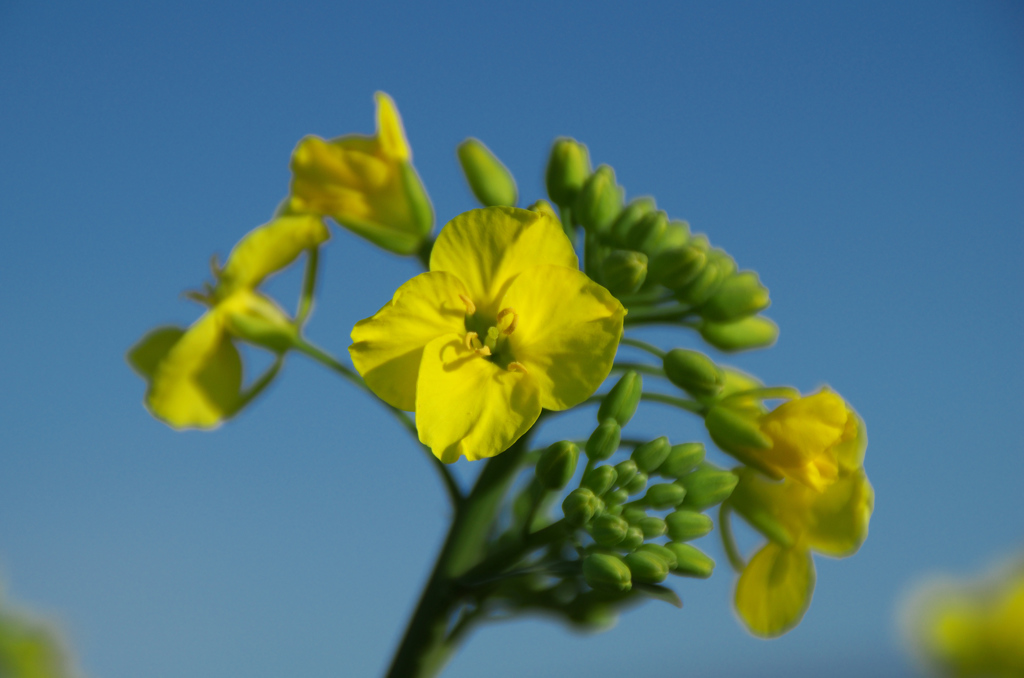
[129,214,328,429]
[903,559,1024,678]
[729,466,874,637]
[289,92,433,255]
[350,206,625,463]
[708,389,865,491]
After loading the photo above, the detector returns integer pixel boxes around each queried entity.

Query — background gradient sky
[1,1,1021,676]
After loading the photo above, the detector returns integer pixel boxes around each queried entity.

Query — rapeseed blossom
[350,206,625,462]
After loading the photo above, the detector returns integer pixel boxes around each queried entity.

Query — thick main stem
[385,441,528,678]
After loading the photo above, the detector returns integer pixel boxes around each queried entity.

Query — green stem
[640,392,706,414]
[233,356,283,413]
[619,337,666,359]
[295,247,319,327]
[416,237,435,270]
[292,338,463,506]
[719,503,746,573]
[623,303,695,326]
[611,361,664,378]
[386,439,532,678]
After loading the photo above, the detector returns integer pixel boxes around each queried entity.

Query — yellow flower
[129,214,329,429]
[707,389,866,491]
[905,561,1024,677]
[349,206,626,463]
[289,92,433,255]
[730,466,874,637]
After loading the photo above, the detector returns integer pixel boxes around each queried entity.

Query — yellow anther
[507,361,528,374]
[459,294,477,315]
[463,331,492,357]
[496,307,518,335]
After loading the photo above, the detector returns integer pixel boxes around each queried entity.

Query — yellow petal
[350,272,470,411]
[415,333,540,463]
[501,264,625,410]
[430,207,578,319]
[834,406,868,473]
[374,91,411,161]
[218,213,330,295]
[759,390,848,490]
[735,543,816,637]
[805,469,874,558]
[147,310,242,429]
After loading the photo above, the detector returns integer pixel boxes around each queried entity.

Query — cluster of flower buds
[558,371,734,596]
[539,137,777,352]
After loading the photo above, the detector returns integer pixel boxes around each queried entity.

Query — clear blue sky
[1,1,1021,676]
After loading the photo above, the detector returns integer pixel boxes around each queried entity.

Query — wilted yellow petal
[430,207,578,319]
[374,91,410,161]
[757,390,848,491]
[735,543,816,637]
[804,468,874,558]
[147,310,242,429]
[415,333,540,463]
[502,264,624,410]
[218,213,329,295]
[350,272,470,411]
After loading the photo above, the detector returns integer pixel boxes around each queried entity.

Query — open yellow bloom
[708,389,865,491]
[289,92,433,255]
[904,560,1024,677]
[730,466,874,637]
[350,206,626,463]
[129,214,329,429]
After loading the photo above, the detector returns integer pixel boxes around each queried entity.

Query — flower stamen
[463,331,492,357]
[496,307,518,335]
[459,294,476,316]
[507,361,528,374]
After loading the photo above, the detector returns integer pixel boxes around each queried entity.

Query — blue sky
[0,1,1021,676]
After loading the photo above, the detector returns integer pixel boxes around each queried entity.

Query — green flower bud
[677,250,735,306]
[223,294,298,353]
[643,482,687,509]
[631,436,671,473]
[601,250,648,295]
[649,245,706,289]
[621,507,647,524]
[625,471,648,496]
[399,162,436,239]
[701,271,770,322]
[597,371,642,427]
[679,466,739,510]
[586,420,622,461]
[545,137,591,208]
[583,465,618,496]
[660,220,691,252]
[625,209,669,254]
[662,348,725,398]
[563,487,600,527]
[535,441,579,490]
[619,525,644,551]
[700,315,779,353]
[660,443,706,479]
[665,509,714,541]
[583,553,632,592]
[688,233,710,252]
[575,165,623,234]
[638,516,667,539]
[613,460,638,488]
[527,199,560,222]
[704,404,773,471]
[456,138,518,207]
[610,197,656,245]
[624,550,669,583]
[605,488,629,506]
[666,543,715,578]
[591,513,629,547]
[638,543,678,570]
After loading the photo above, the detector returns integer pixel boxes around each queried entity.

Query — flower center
[459,296,527,373]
